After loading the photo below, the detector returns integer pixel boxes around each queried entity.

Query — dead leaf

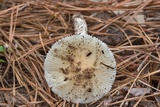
[155,96,160,107]
[123,87,151,96]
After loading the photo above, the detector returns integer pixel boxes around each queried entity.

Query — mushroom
[44,13,116,104]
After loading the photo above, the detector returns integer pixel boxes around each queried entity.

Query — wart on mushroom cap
[44,13,116,104]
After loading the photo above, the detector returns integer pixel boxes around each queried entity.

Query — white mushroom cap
[44,13,116,104]
[44,34,116,103]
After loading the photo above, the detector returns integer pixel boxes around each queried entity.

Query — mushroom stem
[73,13,88,35]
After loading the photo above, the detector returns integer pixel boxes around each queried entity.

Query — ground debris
[0,0,160,107]
[123,87,151,97]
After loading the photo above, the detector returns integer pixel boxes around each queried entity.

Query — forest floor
[0,0,160,107]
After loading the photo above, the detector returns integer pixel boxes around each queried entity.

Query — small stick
[101,62,115,70]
